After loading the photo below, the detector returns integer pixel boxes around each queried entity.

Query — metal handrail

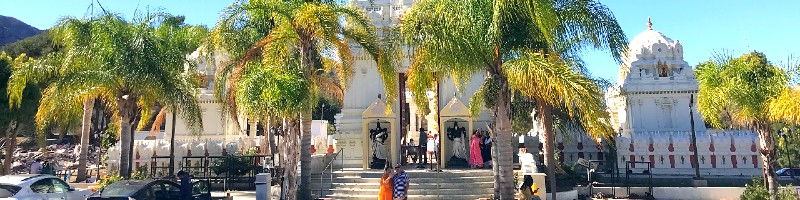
[316,148,344,198]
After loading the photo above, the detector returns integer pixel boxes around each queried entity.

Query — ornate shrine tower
[606,18,761,175]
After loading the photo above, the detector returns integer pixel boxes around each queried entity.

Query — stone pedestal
[529,173,547,200]
[332,133,365,168]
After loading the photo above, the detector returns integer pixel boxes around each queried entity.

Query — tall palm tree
[0,53,39,175]
[211,0,396,199]
[401,0,626,199]
[696,52,798,199]
[7,13,207,178]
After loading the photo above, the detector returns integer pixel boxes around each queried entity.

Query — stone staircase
[311,169,494,200]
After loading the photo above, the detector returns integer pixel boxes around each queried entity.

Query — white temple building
[106,1,763,177]
[334,0,493,169]
[603,19,761,176]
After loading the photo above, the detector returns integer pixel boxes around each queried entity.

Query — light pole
[96,132,102,181]
[689,94,703,182]
[781,128,793,179]
[320,104,325,120]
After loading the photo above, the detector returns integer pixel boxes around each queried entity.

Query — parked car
[0,174,93,200]
[87,179,210,200]
[776,168,800,177]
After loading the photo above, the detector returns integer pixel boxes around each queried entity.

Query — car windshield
[99,181,149,196]
[0,184,20,198]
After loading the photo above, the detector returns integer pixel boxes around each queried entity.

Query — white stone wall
[616,130,761,176]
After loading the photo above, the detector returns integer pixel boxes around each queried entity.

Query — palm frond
[504,50,612,140]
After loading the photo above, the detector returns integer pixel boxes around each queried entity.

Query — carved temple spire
[647,17,653,30]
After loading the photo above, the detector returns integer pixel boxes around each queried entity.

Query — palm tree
[210,1,396,199]
[0,53,40,175]
[401,0,626,199]
[696,51,799,199]
[7,13,207,178]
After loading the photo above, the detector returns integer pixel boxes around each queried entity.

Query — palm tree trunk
[283,117,301,200]
[118,97,138,179]
[756,122,777,199]
[297,35,314,200]
[491,76,515,200]
[538,103,557,200]
[2,121,18,175]
[299,111,312,199]
[76,98,95,182]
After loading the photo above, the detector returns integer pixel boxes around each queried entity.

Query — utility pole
[689,94,705,186]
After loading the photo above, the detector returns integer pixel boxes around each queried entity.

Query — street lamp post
[689,94,704,184]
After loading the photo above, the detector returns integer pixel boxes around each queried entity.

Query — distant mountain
[0,15,42,48]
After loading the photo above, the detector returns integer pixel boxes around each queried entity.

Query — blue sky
[2,1,799,83]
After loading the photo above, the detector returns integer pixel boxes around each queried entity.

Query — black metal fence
[150,155,274,191]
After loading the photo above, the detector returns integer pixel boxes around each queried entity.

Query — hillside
[0,15,42,48]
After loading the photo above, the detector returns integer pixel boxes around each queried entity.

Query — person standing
[29,159,42,174]
[418,128,427,165]
[378,166,394,200]
[469,131,484,168]
[392,164,409,200]
[482,132,492,167]
[40,161,54,175]
[178,171,192,200]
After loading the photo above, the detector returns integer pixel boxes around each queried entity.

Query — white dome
[629,29,675,52]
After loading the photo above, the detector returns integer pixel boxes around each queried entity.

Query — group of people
[406,128,441,170]
[469,130,492,168]
[406,128,493,169]
[378,164,410,200]
[29,159,55,175]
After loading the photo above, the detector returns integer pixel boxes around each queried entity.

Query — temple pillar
[248,121,257,150]
[391,122,398,165]
[362,122,369,170]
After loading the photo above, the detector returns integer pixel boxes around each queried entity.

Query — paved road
[212,191,256,200]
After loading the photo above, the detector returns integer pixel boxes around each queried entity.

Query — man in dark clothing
[418,128,427,165]
[178,171,192,200]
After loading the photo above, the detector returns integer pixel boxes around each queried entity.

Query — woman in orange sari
[378,166,394,200]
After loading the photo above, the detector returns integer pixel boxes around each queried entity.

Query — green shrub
[97,174,123,190]
[211,155,258,177]
[741,177,798,200]
[131,165,149,180]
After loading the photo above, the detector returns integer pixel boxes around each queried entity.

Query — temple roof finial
[647,17,653,30]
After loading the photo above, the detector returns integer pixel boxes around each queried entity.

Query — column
[362,121,369,170]
[409,102,418,141]
[249,121,257,151]
[391,122,398,165]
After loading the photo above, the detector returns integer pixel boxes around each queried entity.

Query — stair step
[328,188,493,196]
[313,169,495,199]
[324,182,494,189]
[313,177,494,184]
[326,194,491,200]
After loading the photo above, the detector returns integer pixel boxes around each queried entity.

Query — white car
[0,174,93,200]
